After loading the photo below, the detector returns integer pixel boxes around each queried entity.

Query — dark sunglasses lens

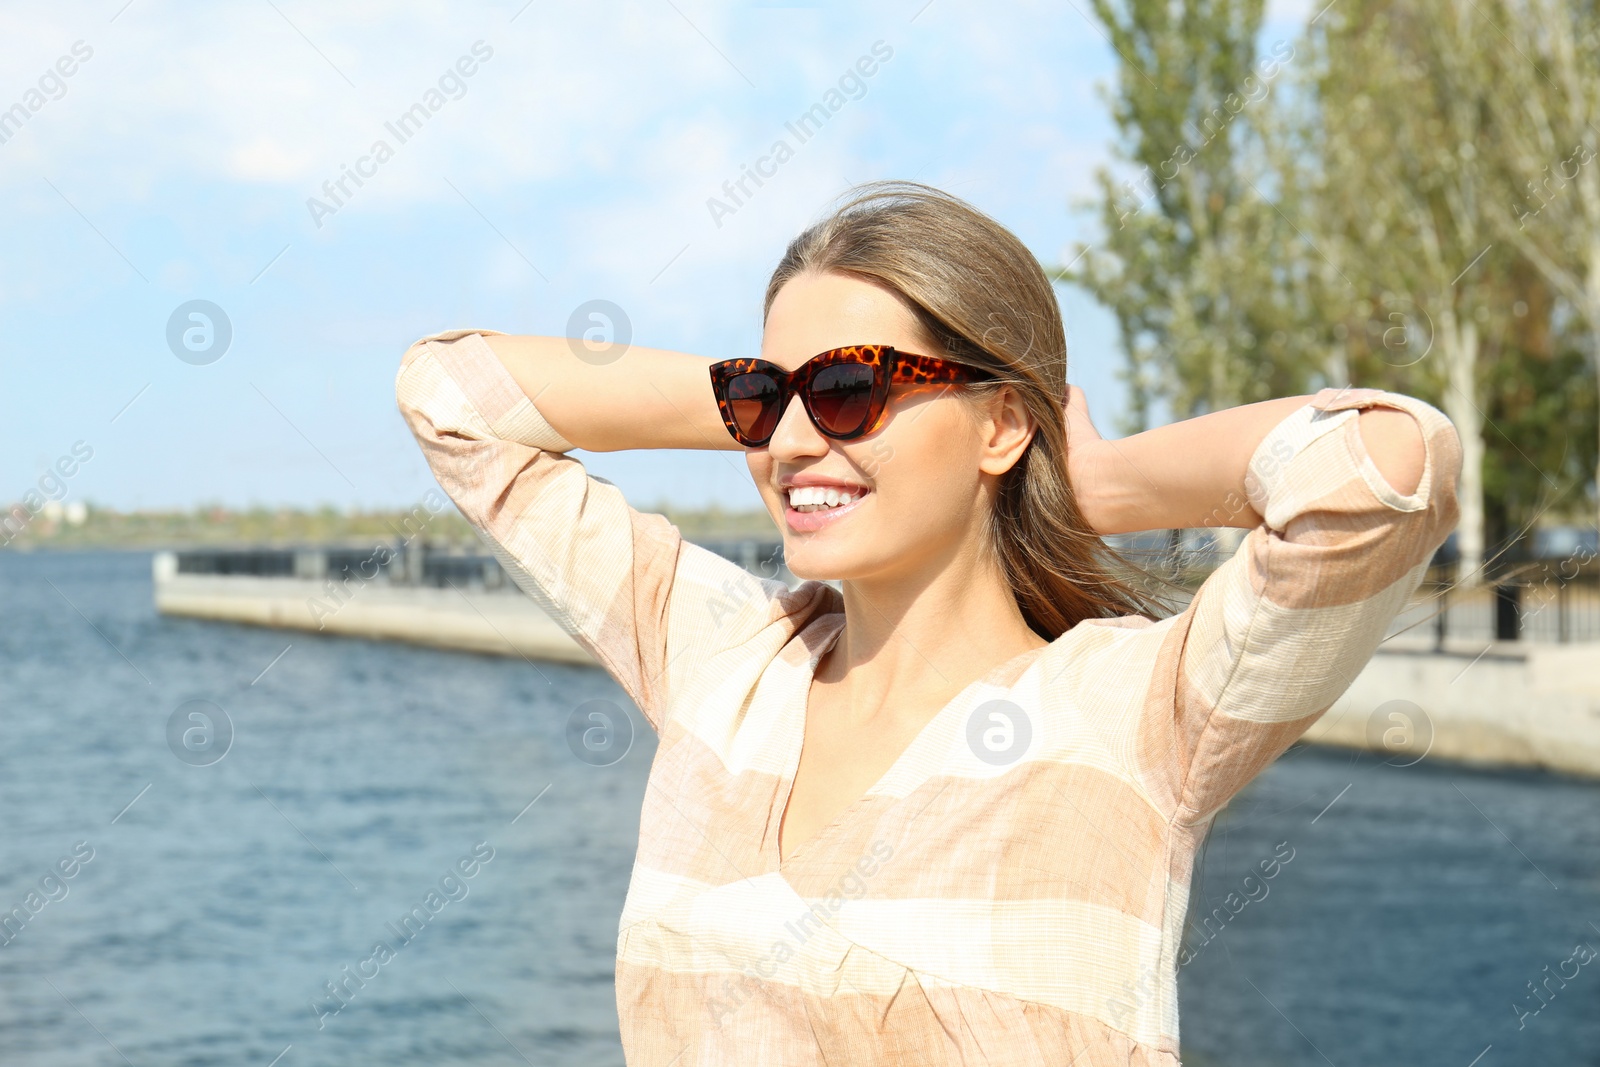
[808,363,876,435]
[726,372,781,442]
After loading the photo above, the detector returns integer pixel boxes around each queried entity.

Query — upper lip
[779,474,871,492]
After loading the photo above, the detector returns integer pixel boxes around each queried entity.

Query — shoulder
[1032,609,1173,694]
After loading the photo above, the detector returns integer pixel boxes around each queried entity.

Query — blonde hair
[764,180,1174,639]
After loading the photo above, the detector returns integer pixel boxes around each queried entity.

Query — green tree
[1479,0,1600,537]
[1067,0,1596,580]
[1481,268,1600,552]
[1064,0,1317,435]
[1303,0,1504,580]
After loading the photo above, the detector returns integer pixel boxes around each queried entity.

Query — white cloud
[229,135,317,182]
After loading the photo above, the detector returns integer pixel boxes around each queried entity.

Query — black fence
[1105,526,1600,646]
[1410,565,1600,646]
[175,549,297,577]
[168,537,794,593]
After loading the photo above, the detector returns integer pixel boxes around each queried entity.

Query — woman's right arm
[395,328,809,736]
[475,333,740,453]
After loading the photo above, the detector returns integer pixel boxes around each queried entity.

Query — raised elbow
[1357,406,1428,497]
[394,338,438,430]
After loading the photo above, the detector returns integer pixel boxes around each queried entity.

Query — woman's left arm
[1064,384,1464,826]
[1066,386,1428,535]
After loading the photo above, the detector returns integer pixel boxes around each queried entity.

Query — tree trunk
[1326,341,1349,388]
[1588,249,1600,542]
[1439,307,1485,583]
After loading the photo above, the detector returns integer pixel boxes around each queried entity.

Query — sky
[1,0,1311,515]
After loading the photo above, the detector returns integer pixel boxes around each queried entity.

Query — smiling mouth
[785,485,870,512]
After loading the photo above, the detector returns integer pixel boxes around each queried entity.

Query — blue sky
[1,0,1309,514]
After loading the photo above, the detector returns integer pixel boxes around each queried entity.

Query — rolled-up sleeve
[394,328,795,732]
[1134,387,1463,825]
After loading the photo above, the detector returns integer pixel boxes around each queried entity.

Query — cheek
[869,403,979,510]
[746,451,778,507]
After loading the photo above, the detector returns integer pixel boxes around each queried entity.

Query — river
[1,551,1595,1066]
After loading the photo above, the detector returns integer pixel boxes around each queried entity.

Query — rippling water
[1,551,1596,1066]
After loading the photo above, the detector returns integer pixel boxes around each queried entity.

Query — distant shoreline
[0,503,781,551]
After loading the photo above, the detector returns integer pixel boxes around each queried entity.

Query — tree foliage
[1067,0,1600,570]
[1069,0,1319,431]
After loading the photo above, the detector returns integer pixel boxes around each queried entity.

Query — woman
[396,181,1460,1065]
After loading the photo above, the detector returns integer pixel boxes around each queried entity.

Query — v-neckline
[773,615,1049,868]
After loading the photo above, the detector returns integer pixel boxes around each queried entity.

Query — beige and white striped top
[396,328,1462,1066]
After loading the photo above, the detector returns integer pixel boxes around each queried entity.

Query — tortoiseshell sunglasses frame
[708,343,993,448]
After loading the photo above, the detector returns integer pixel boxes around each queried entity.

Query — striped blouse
[396,328,1462,1066]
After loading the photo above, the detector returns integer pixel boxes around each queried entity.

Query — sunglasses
[708,344,993,448]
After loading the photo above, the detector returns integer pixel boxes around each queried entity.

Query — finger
[1063,383,1100,439]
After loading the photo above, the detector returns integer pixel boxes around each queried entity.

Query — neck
[820,535,1047,718]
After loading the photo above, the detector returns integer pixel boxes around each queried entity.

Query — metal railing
[166,537,795,593]
[1105,527,1600,646]
[1402,568,1600,646]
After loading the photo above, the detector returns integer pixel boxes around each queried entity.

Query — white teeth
[787,485,864,511]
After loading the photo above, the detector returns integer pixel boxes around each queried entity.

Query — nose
[765,393,829,460]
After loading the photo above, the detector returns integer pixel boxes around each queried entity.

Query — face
[747,270,1036,584]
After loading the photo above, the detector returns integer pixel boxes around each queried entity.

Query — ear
[976,385,1036,477]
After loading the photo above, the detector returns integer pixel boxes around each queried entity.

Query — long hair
[763,180,1175,640]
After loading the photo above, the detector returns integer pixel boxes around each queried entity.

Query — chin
[785,538,898,586]
[781,549,833,583]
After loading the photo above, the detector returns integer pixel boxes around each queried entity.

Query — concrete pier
[151,542,794,667]
[1304,637,1600,780]
[154,568,596,664]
